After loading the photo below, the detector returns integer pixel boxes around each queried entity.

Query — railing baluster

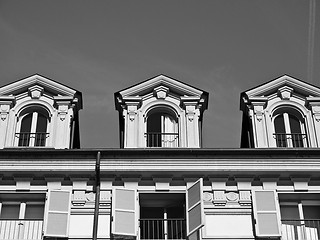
[16,133,49,147]
[0,220,43,240]
[274,133,308,148]
[145,132,179,147]
[140,218,186,239]
[282,219,320,240]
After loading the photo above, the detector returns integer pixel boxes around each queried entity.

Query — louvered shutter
[43,189,72,237]
[186,178,204,237]
[252,190,281,237]
[111,188,137,237]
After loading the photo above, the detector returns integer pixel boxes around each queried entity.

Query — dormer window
[146,110,178,147]
[273,111,307,148]
[16,108,50,147]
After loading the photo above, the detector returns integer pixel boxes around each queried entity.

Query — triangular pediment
[243,75,320,99]
[0,74,82,108]
[117,74,208,98]
[0,74,80,97]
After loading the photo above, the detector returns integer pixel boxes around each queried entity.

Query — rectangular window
[0,194,45,240]
[139,193,186,239]
[111,179,204,240]
[280,194,320,240]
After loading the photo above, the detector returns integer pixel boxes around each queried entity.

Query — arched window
[273,111,307,147]
[146,110,178,147]
[16,109,49,147]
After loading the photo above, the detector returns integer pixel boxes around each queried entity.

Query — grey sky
[0,0,319,148]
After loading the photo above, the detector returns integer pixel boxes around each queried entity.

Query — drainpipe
[93,151,101,240]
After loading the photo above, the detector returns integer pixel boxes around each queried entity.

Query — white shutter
[43,189,72,238]
[186,178,204,237]
[111,188,138,237]
[252,190,281,237]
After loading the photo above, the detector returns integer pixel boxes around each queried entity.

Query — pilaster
[0,96,15,149]
[122,97,142,148]
[54,96,74,148]
[181,97,201,148]
[248,97,268,148]
[306,97,320,147]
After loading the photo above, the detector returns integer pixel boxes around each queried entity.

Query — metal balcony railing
[0,219,43,240]
[140,218,186,240]
[282,219,320,240]
[145,133,179,148]
[274,133,308,148]
[16,132,49,147]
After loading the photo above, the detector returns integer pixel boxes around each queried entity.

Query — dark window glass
[35,113,48,146]
[280,205,300,220]
[274,115,285,133]
[147,113,162,147]
[0,204,20,219]
[289,115,301,134]
[25,204,44,220]
[20,113,32,133]
[274,115,286,147]
[303,206,320,219]
[36,113,47,133]
[19,113,33,146]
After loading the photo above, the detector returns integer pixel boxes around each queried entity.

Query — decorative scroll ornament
[0,105,10,121]
[58,105,68,121]
[187,112,195,122]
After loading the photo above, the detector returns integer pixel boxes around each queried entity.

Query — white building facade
[0,74,320,240]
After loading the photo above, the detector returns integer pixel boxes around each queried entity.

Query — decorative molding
[14,176,33,191]
[306,98,320,122]
[72,190,86,206]
[153,86,169,99]
[213,190,227,206]
[203,192,213,202]
[278,86,293,100]
[291,176,310,191]
[28,85,44,99]
[239,191,251,206]
[226,192,239,202]
[0,97,15,121]
[100,190,112,206]
[153,176,172,191]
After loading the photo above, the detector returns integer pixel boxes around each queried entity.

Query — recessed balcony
[282,219,320,240]
[140,218,186,240]
[0,219,43,240]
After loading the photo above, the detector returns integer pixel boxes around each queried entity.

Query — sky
[0,0,319,148]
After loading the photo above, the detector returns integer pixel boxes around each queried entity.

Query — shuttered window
[43,190,72,238]
[111,188,137,237]
[186,178,204,236]
[252,190,281,237]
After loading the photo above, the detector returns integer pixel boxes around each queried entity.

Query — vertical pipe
[164,208,168,240]
[93,151,101,240]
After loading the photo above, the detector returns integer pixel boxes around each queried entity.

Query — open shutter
[43,189,72,238]
[186,178,204,237]
[111,188,138,238]
[252,190,281,237]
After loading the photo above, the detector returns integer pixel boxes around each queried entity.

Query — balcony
[140,218,186,240]
[274,133,308,148]
[0,220,43,240]
[16,133,49,147]
[145,133,179,148]
[282,219,320,240]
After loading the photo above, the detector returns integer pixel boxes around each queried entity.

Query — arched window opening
[273,112,307,148]
[17,110,49,147]
[146,111,178,147]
